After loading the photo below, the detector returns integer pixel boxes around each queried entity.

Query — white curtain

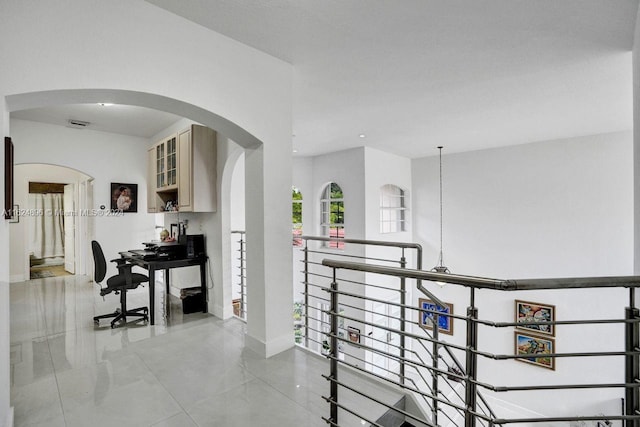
[28,193,65,259]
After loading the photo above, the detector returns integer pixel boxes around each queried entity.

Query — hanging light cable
[432,146,450,275]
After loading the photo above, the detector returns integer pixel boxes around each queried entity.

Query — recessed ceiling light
[98,103,113,107]
[293,149,298,153]
[359,134,366,138]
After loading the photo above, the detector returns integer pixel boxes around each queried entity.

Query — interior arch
[6,89,263,149]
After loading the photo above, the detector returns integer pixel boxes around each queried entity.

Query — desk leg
[165,268,170,319]
[200,260,207,313]
[149,266,156,325]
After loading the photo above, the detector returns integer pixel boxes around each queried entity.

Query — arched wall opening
[4,88,293,357]
[10,163,93,282]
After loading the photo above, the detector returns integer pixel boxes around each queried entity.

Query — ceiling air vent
[67,119,90,129]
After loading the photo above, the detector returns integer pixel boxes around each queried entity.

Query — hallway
[9,275,401,426]
[9,275,328,426]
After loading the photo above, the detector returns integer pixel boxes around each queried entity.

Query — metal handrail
[322,259,640,290]
[323,258,640,426]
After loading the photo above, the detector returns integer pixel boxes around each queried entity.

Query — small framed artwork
[418,298,454,335]
[514,331,555,370]
[347,326,361,344]
[110,183,138,213]
[515,300,555,336]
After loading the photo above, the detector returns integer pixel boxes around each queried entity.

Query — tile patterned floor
[9,275,402,427]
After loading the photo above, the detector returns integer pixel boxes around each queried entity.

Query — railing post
[400,249,407,386]
[625,287,639,427]
[304,241,310,348]
[432,312,439,425]
[330,268,339,425]
[465,289,478,427]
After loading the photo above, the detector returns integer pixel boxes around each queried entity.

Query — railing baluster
[400,249,407,386]
[330,268,339,426]
[304,241,310,348]
[625,302,639,427]
[432,312,439,425]
[465,288,478,427]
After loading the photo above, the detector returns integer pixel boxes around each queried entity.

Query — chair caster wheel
[110,323,116,329]
[94,319,99,325]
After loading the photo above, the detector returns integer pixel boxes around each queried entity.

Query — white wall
[413,131,633,279]
[411,131,633,417]
[10,119,156,280]
[634,2,640,275]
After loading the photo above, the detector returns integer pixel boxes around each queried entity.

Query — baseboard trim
[4,406,14,427]
[245,332,293,358]
[9,274,23,283]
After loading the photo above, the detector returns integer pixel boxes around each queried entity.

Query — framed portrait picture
[347,326,360,344]
[514,331,555,370]
[418,298,454,335]
[515,300,555,336]
[110,183,138,213]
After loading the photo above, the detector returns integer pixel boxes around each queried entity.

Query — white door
[63,184,75,273]
[370,298,401,379]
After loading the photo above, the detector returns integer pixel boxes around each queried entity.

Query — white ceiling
[11,104,182,139]
[12,1,639,158]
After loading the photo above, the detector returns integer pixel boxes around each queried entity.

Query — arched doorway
[10,164,93,282]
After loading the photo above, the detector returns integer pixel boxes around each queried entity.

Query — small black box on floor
[180,287,203,314]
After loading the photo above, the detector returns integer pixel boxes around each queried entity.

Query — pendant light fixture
[432,146,450,275]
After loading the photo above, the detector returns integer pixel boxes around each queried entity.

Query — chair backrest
[91,240,107,283]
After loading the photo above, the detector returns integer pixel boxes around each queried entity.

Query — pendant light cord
[438,146,444,267]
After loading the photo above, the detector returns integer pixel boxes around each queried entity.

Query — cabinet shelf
[147,125,217,213]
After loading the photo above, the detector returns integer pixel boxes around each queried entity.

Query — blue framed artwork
[419,298,454,335]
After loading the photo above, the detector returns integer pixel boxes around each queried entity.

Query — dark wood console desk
[119,251,208,325]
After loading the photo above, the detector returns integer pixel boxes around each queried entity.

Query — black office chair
[92,240,149,328]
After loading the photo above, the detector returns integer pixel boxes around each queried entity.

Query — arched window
[320,182,344,249]
[292,186,303,246]
[380,184,406,233]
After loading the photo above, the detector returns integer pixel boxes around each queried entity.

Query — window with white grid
[320,182,344,249]
[380,184,407,233]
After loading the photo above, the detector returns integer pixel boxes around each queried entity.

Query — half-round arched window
[320,182,344,248]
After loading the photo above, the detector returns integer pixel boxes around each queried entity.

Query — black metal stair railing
[297,236,501,426]
[322,258,640,427]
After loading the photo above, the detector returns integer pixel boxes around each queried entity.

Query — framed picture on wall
[110,183,138,213]
[418,298,454,335]
[514,331,555,370]
[347,326,360,344]
[515,300,555,336]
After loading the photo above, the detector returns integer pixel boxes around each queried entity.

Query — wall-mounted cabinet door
[147,148,157,212]
[166,135,177,188]
[155,135,177,190]
[178,128,193,211]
